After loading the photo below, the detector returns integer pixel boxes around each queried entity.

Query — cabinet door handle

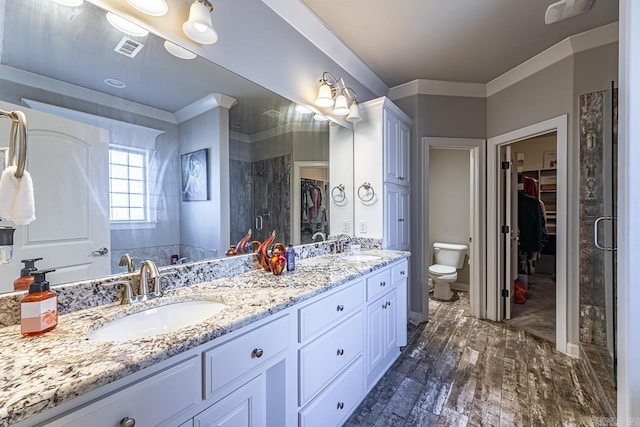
[382,302,387,309]
[380,281,386,287]
[336,304,344,312]
[337,402,345,410]
[120,417,136,427]
[252,348,264,358]
[337,348,345,356]
[387,301,392,307]
[400,270,405,275]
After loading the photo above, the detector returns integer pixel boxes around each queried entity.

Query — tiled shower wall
[579,89,618,346]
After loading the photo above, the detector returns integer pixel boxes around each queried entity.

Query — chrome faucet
[118,253,135,273]
[336,234,352,253]
[139,260,162,299]
[311,232,326,242]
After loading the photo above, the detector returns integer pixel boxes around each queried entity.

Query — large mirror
[0,0,352,292]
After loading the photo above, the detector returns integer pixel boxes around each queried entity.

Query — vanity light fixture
[183,0,218,45]
[164,40,197,60]
[51,0,84,6]
[106,12,149,38]
[314,72,361,123]
[545,0,594,24]
[126,0,168,17]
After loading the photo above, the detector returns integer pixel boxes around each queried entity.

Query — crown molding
[486,22,618,96]
[174,93,238,124]
[0,65,177,124]
[387,22,618,100]
[388,79,486,100]
[260,0,389,97]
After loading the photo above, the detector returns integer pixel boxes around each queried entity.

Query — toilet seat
[429,264,456,275]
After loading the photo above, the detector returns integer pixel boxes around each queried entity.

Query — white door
[0,100,110,290]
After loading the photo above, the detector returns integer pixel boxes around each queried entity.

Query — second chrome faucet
[103,259,162,305]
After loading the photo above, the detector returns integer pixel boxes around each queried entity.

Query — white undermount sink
[88,300,227,341]
[340,252,382,262]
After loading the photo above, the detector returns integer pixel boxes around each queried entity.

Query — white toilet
[429,242,468,301]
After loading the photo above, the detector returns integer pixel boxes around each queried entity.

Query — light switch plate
[343,220,350,232]
[359,220,367,233]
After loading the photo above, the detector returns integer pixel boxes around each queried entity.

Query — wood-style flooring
[345,292,613,426]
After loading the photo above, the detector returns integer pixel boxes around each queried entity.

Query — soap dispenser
[20,269,57,337]
[14,258,43,291]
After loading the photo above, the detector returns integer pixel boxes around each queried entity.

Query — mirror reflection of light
[295,105,313,114]
[313,114,329,122]
[164,41,197,60]
[51,0,84,6]
[106,12,149,38]
[126,0,168,17]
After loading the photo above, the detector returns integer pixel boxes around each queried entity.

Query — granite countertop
[0,250,409,426]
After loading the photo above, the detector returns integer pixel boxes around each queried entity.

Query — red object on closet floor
[514,280,527,304]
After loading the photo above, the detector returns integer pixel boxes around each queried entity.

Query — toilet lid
[429,264,456,275]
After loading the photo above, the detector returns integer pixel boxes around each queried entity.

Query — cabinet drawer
[299,356,364,427]
[299,311,363,405]
[391,260,408,284]
[204,315,289,398]
[45,356,201,427]
[299,279,364,343]
[366,267,392,301]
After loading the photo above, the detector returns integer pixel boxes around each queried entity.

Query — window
[109,147,148,222]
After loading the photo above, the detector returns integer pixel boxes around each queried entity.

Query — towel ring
[0,109,27,179]
[331,184,346,203]
[357,182,375,202]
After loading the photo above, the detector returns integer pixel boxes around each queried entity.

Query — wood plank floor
[345,292,613,427]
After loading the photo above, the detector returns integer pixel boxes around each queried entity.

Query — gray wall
[395,95,486,315]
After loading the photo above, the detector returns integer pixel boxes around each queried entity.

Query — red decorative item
[269,250,286,276]
[236,229,252,254]
[258,230,276,271]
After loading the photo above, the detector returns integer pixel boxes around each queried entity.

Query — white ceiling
[300,0,619,87]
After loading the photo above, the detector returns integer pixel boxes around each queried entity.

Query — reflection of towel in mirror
[0,165,35,225]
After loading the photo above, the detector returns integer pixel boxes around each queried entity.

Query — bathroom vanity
[0,250,409,427]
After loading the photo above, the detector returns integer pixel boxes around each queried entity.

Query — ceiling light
[51,0,84,6]
[126,0,168,17]
[295,105,313,114]
[545,0,594,24]
[164,40,197,60]
[183,0,218,45]
[106,12,149,37]
[314,72,359,121]
[104,78,127,89]
[313,114,329,122]
[346,101,362,123]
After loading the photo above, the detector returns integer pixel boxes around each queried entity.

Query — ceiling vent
[545,0,594,24]
[114,36,145,58]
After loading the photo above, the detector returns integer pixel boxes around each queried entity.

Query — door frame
[422,137,486,319]
[292,161,329,245]
[487,115,571,355]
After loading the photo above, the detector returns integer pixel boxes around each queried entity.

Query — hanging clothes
[518,191,546,253]
[301,179,328,234]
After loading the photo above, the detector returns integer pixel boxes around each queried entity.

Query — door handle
[255,215,263,230]
[594,216,617,251]
[91,247,109,256]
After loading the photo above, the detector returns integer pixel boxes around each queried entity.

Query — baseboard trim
[408,310,427,325]
[566,342,580,358]
[451,282,470,292]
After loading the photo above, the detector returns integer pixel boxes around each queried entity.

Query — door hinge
[501,161,510,170]
[501,225,510,234]
[502,289,510,298]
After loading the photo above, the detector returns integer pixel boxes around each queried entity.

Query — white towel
[0,165,35,225]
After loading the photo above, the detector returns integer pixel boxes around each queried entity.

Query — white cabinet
[384,184,410,251]
[44,356,202,427]
[354,96,412,249]
[297,278,365,425]
[34,259,410,427]
[384,109,411,186]
[193,375,265,427]
[365,269,400,389]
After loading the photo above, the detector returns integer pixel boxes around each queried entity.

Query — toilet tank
[433,242,468,268]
